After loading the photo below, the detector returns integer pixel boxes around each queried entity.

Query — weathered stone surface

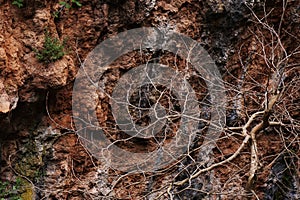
[0,0,299,199]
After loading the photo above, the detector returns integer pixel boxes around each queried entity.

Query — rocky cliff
[0,0,299,199]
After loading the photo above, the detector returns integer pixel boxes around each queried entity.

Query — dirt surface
[0,0,299,199]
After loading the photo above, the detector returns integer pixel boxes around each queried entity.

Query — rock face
[0,0,299,199]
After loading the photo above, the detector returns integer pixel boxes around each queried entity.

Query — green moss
[6,129,51,199]
[14,140,44,181]
[20,179,34,200]
[0,177,22,200]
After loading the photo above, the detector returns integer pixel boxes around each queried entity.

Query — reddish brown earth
[0,0,299,199]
